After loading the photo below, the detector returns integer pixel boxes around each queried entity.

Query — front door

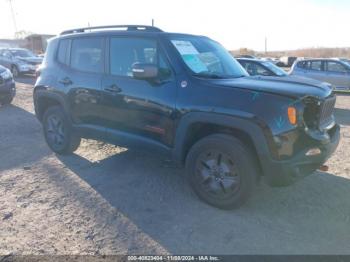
[101,36,176,147]
[324,60,350,91]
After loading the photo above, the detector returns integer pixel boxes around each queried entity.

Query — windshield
[262,61,287,76]
[10,49,36,58]
[170,36,248,78]
[341,59,350,66]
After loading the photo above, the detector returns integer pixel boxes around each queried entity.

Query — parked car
[290,58,350,91]
[235,54,256,59]
[34,25,339,209]
[237,58,333,92]
[0,48,43,77]
[237,58,288,77]
[0,65,15,105]
[280,56,297,67]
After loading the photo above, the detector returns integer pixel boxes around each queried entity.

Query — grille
[318,96,336,129]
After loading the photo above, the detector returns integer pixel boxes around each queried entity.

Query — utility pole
[152,19,154,26]
[265,37,267,54]
[7,0,18,36]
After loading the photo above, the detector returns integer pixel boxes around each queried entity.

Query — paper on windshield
[182,54,208,73]
[171,40,199,55]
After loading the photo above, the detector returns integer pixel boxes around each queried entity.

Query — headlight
[0,69,13,79]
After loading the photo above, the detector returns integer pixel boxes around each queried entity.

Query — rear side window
[297,61,305,68]
[57,39,70,65]
[310,61,322,71]
[70,38,104,73]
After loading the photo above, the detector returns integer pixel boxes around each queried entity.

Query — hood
[17,56,43,64]
[212,75,332,99]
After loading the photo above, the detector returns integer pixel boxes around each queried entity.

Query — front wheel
[43,106,81,155]
[186,134,257,209]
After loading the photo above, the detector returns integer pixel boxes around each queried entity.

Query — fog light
[305,148,321,156]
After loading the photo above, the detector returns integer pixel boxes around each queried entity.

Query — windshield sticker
[171,40,199,55]
[182,54,208,73]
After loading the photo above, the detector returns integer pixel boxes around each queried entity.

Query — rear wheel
[186,134,257,209]
[43,106,81,154]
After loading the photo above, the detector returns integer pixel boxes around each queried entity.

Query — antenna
[7,0,18,35]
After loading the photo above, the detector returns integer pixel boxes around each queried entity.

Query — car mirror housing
[132,63,158,80]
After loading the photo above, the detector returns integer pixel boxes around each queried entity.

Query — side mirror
[132,63,158,80]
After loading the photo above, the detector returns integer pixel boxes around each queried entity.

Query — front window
[261,61,287,76]
[340,59,350,66]
[170,36,247,79]
[110,37,172,79]
[326,61,348,73]
[10,49,36,58]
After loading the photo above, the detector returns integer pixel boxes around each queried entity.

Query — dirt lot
[1,77,350,255]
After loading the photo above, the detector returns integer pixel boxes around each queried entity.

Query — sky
[0,0,349,51]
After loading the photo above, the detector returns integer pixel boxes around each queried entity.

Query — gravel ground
[0,77,350,255]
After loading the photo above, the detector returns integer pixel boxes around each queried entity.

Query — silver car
[290,58,350,91]
[0,48,43,77]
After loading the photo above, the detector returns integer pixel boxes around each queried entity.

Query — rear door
[101,36,177,147]
[324,60,350,91]
[57,37,106,130]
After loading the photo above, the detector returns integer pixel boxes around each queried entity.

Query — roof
[56,25,200,40]
[60,25,163,35]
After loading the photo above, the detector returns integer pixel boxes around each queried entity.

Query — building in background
[24,34,55,54]
[0,34,55,54]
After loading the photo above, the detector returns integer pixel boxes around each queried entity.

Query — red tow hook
[318,165,329,172]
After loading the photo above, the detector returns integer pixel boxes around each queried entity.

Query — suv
[291,58,350,92]
[34,25,340,209]
[0,48,43,77]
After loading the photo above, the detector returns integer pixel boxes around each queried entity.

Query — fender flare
[33,88,70,121]
[172,111,274,165]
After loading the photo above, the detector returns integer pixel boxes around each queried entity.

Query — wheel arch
[34,89,69,122]
[172,112,273,174]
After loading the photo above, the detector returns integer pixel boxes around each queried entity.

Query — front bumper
[262,124,340,186]
[0,79,16,99]
[18,64,38,74]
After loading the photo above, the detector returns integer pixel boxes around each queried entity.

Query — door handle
[104,84,122,93]
[59,77,73,86]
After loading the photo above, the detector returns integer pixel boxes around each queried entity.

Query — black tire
[186,134,257,209]
[0,96,14,105]
[11,65,19,78]
[42,106,81,155]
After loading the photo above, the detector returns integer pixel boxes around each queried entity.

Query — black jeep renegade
[34,25,340,209]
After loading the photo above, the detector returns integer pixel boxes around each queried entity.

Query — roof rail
[60,25,163,35]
